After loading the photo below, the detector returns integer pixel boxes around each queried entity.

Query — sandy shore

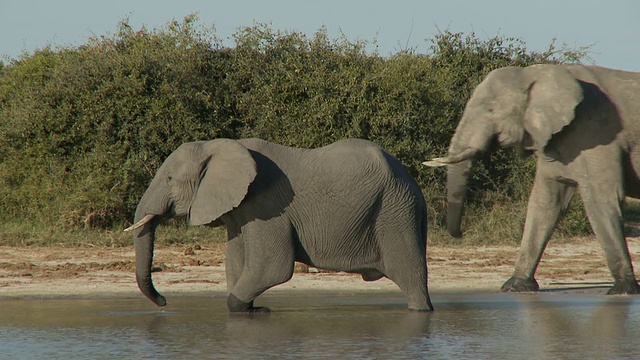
[1,238,638,301]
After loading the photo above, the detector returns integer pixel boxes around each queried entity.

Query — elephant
[424,64,640,295]
[126,137,434,313]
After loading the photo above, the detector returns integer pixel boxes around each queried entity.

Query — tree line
[0,17,591,241]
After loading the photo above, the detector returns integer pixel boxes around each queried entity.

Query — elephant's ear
[189,139,257,226]
[522,65,584,150]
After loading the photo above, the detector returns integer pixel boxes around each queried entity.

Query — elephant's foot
[607,277,640,295]
[227,293,271,314]
[408,301,434,312]
[500,276,539,292]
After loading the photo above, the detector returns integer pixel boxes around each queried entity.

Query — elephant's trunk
[131,184,169,307]
[446,159,473,238]
[443,113,495,238]
[133,219,167,307]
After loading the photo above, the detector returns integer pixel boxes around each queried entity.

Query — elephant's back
[324,139,424,198]
[320,138,386,156]
[303,139,398,183]
[237,137,421,200]
[299,138,425,220]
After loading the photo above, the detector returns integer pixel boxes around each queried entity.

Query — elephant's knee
[361,269,384,281]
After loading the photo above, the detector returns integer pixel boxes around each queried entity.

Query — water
[1,291,639,359]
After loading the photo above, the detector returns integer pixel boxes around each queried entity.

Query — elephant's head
[424,64,584,238]
[125,139,257,306]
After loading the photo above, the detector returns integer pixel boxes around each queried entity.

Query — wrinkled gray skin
[425,64,640,295]
[131,138,433,313]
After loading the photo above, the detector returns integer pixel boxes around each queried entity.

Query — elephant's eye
[166,175,173,184]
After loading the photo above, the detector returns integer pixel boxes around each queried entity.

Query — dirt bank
[1,238,638,300]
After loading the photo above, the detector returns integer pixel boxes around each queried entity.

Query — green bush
[0,17,234,227]
[0,16,592,244]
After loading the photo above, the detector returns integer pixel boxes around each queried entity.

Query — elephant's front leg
[226,239,273,314]
[225,235,244,294]
[502,170,575,292]
[226,222,295,313]
[226,234,269,313]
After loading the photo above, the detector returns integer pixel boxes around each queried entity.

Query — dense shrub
[0,16,591,242]
[0,18,233,227]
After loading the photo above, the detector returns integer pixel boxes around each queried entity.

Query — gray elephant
[126,138,434,313]
[424,64,640,294]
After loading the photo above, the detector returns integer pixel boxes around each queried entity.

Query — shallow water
[1,291,639,359]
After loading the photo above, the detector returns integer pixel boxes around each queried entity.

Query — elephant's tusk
[422,158,450,167]
[124,214,156,232]
[422,148,480,167]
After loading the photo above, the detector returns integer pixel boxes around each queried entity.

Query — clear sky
[1,0,639,71]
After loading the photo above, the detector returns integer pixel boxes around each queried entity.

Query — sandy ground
[1,238,640,301]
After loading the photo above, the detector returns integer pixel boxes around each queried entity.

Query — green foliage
[0,17,234,227]
[0,17,592,244]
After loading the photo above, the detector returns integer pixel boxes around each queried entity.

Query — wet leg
[379,229,433,311]
[227,221,295,313]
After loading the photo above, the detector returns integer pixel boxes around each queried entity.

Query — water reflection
[517,295,639,359]
[0,292,639,359]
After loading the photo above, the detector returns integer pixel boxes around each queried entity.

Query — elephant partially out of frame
[425,64,640,294]
[127,138,434,313]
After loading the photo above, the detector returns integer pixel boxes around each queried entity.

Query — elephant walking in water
[425,64,640,295]
[127,138,433,313]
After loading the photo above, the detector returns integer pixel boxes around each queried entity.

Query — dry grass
[2,198,639,248]
[0,219,227,248]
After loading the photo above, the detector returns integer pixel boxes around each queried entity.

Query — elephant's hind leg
[384,262,432,311]
[579,178,640,295]
[377,232,433,311]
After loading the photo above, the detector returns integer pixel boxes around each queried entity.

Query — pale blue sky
[1,0,639,71]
